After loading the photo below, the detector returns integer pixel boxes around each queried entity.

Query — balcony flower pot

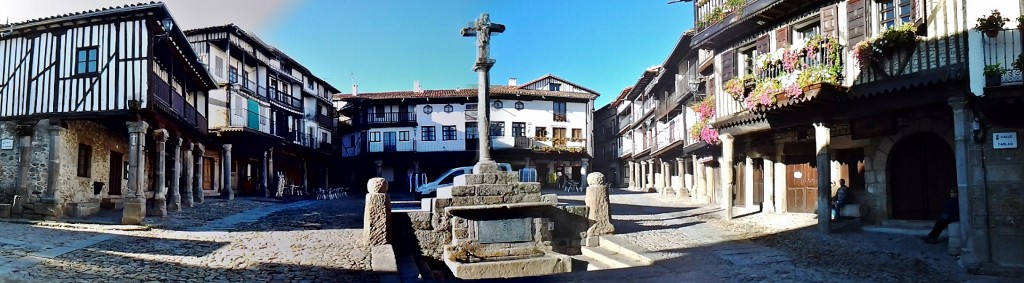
[975,10,1008,38]
[984,64,1005,86]
[984,30,1000,38]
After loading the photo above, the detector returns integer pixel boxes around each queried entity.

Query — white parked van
[415,163,512,198]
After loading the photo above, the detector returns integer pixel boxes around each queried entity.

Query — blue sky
[262,0,694,107]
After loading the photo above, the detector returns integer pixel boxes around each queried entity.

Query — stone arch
[867,120,954,220]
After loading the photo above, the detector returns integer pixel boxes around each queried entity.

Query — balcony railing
[982,29,1024,87]
[695,0,752,30]
[269,90,302,110]
[241,78,259,94]
[315,114,334,127]
[151,74,208,132]
[359,112,416,125]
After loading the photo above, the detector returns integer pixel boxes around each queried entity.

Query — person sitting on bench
[831,179,850,221]
[921,189,959,244]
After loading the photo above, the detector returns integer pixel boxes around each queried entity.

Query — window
[421,126,436,141]
[740,47,757,76]
[466,123,479,139]
[423,105,433,114]
[228,66,238,84]
[553,127,567,146]
[399,131,410,141]
[306,78,315,90]
[214,56,224,78]
[369,132,381,142]
[549,83,562,91]
[444,104,454,113]
[535,127,547,138]
[794,22,821,47]
[572,128,583,141]
[443,125,457,140]
[490,121,504,137]
[553,102,567,122]
[76,47,99,75]
[512,122,526,137]
[515,101,525,110]
[77,144,92,177]
[879,0,913,30]
[493,100,503,109]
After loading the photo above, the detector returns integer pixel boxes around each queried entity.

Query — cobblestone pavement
[0,197,375,283]
[538,188,1014,283]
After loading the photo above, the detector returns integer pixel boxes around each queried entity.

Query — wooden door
[786,160,818,213]
[890,133,956,219]
[553,128,567,147]
[202,157,214,191]
[752,158,764,204]
[108,151,123,195]
[733,161,745,206]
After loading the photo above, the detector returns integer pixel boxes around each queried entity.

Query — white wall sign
[993,132,1018,149]
[0,139,12,150]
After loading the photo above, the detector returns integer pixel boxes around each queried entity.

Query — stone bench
[0,204,10,218]
[839,203,865,219]
[66,202,101,218]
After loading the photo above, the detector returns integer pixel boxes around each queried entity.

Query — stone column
[647,160,656,191]
[261,149,269,197]
[12,125,32,214]
[268,147,275,195]
[585,172,614,246]
[193,143,205,204]
[122,121,149,224]
[662,159,672,195]
[580,158,589,187]
[622,160,630,189]
[181,142,194,208]
[813,123,832,233]
[364,177,391,246]
[222,144,234,200]
[676,157,687,198]
[653,158,664,192]
[744,156,755,208]
[692,157,702,201]
[639,161,647,191]
[720,133,735,219]
[763,157,776,212]
[949,96,985,265]
[168,138,182,211]
[150,129,169,217]
[35,124,67,217]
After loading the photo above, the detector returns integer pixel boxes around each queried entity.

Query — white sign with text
[0,139,12,150]
[993,132,1018,149]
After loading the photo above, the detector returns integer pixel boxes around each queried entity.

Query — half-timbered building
[337,75,598,194]
[185,25,339,198]
[0,3,217,223]
[674,0,1024,272]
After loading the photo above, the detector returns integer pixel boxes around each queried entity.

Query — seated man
[831,179,850,221]
[921,189,959,244]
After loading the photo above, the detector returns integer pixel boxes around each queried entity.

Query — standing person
[831,179,850,221]
[556,172,566,191]
[921,189,960,244]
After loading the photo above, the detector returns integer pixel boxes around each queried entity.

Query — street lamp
[160,18,174,34]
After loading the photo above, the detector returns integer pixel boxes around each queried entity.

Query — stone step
[571,254,613,271]
[597,235,654,266]
[863,221,947,238]
[580,246,642,269]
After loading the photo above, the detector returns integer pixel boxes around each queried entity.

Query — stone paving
[0,197,376,283]
[535,188,1015,283]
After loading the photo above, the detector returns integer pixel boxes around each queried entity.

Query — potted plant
[984,64,1005,86]
[975,10,1008,38]
[1018,15,1024,29]
[1013,53,1024,70]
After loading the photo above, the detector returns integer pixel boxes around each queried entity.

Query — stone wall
[0,120,53,206]
[968,125,1024,266]
[0,122,20,202]
[58,120,131,204]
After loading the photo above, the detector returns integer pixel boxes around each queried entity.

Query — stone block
[65,202,100,218]
[452,196,482,206]
[452,186,477,197]
[120,198,145,224]
[364,192,391,247]
[585,174,614,237]
[434,198,453,211]
[522,194,541,203]
[453,228,469,240]
[503,194,523,203]
[409,212,433,230]
[541,194,558,204]
[414,230,451,252]
[443,250,572,279]
[482,196,504,205]
[475,184,501,196]
[840,203,865,218]
[515,183,541,194]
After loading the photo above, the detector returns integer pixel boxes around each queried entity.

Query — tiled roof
[516,74,600,95]
[1,2,161,28]
[339,85,597,101]
[611,86,633,108]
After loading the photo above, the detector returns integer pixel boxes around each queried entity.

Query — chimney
[414,80,423,93]
[352,84,359,96]
[508,77,518,87]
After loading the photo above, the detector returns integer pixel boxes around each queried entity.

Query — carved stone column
[193,143,205,204]
[813,123,832,233]
[222,144,234,200]
[149,129,169,217]
[168,137,182,211]
[181,142,194,208]
[122,121,149,224]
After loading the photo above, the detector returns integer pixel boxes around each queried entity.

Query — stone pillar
[692,157,702,201]
[261,149,269,197]
[168,138,182,211]
[193,143,205,204]
[580,158,589,187]
[585,172,614,246]
[12,125,32,214]
[374,160,383,177]
[35,124,66,217]
[813,123,832,233]
[720,133,735,219]
[122,121,149,224]
[653,158,665,192]
[268,147,275,195]
[364,177,391,246]
[744,156,755,208]
[676,157,687,198]
[763,157,776,212]
[181,142,194,208]
[647,160,656,191]
[302,160,308,190]
[662,159,672,195]
[639,161,647,191]
[622,160,630,189]
[949,96,985,265]
[222,144,234,200]
[149,129,169,217]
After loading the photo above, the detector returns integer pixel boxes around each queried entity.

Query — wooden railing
[853,34,966,87]
[151,74,207,132]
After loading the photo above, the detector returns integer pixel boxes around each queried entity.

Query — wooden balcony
[692,0,819,48]
[151,74,208,133]
[850,34,967,97]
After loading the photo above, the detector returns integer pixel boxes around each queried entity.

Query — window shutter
[847,0,870,49]
[720,49,736,82]
[756,35,770,54]
[776,26,791,49]
[820,4,838,38]
[707,77,716,97]
[911,0,923,24]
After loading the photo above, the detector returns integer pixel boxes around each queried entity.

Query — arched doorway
[888,133,956,220]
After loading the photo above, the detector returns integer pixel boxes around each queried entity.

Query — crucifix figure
[461,13,505,172]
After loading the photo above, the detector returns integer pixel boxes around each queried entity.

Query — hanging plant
[974,10,1008,38]
[852,23,919,69]
[1013,53,1024,70]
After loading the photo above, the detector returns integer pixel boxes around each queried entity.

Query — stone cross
[461,13,505,170]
